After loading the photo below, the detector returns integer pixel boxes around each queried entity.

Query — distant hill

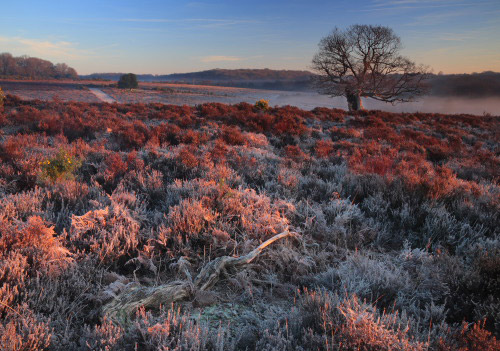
[80,69,316,91]
[81,69,500,97]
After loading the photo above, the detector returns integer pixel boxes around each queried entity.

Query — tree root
[102,230,295,322]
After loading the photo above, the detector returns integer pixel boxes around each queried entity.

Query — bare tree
[312,25,430,111]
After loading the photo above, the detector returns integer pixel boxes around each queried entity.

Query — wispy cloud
[117,17,256,28]
[408,9,468,25]
[371,0,464,8]
[0,36,87,60]
[437,32,476,41]
[200,55,242,62]
[369,0,499,12]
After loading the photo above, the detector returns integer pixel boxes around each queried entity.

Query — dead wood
[103,230,295,322]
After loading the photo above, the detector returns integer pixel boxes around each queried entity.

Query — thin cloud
[409,10,468,26]
[369,0,498,11]
[118,18,256,27]
[372,0,463,8]
[0,36,87,60]
[200,55,242,62]
[366,0,487,12]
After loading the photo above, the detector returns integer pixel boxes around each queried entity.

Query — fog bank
[266,92,500,115]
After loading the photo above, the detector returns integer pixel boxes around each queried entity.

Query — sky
[1,0,499,75]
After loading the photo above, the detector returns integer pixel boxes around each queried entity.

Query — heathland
[0,93,498,350]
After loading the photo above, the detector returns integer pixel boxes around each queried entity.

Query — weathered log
[102,230,295,322]
[103,281,192,322]
[194,230,293,290]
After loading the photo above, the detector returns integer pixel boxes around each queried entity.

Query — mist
[264,92,500,115]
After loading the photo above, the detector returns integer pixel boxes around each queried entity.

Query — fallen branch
[103,230,295,322]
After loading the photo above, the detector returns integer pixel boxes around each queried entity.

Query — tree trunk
[346,91,364,111]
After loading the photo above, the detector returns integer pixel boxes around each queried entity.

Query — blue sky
[1,0,499,75]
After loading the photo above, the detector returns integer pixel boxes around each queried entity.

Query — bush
[117,73,138,89]
[254,99,270,111]
[0,87,5,110]
[40,150,81,182]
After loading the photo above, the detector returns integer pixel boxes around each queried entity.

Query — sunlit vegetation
[254,99,270,111]
[39,149,81,182]
[0,53,78,80]
[0,94,498,350]
[0,87,5,108]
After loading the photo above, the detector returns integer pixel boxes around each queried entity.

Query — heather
[0,95,498,350]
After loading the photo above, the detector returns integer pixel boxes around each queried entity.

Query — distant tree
[54,63,78,79]
[118,73,138,89]
[0,53,17,76]
[0,52,78,79]
[312,25,430,111]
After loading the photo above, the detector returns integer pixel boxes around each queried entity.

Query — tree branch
[102,230,296,323]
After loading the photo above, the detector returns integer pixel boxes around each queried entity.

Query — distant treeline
[81,69,315,91]
[429,71,500,97]
[82,69,500,97]
[0,53,78,80]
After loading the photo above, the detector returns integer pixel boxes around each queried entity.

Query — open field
[1,79,499,115]
[0,95,498,350]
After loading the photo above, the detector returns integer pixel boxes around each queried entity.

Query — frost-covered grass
[0,96,498,350]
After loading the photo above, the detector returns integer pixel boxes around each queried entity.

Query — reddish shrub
[178,147,199,169]
[1,216,71,275]
[0,137,25,163]
[105,153,128,178]
[284,145,307,163]
[427,144,451,163]
[359,155,395,176]
[198,102,235,120]
[209,138,228,163]
[330,126,362,140]
[314,139,334,158]
[126,150,144,170]
[273,113,308,136]
[221,125,245,145]
[239,111,275,133]
[37,111,62,135]
[440,320,500,351]
[181,129,202,145]
[312,107,346,122]
[114,120,150,149]
[152,123,181,145]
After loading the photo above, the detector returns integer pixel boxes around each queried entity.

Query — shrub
[40,150,81,182]
[113,120,150,149]
[314,139,334,158]
[178,147,200,170]
[254,99,270,111]
[221,125,245,145]
[1,216,72,276]
[70,202,140,264]
[0,87,5,111]
[153,123,181,145]
[0,312,52,351]
[284,145,307,163]
[273,113,308,136]
[117,73,138,89]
